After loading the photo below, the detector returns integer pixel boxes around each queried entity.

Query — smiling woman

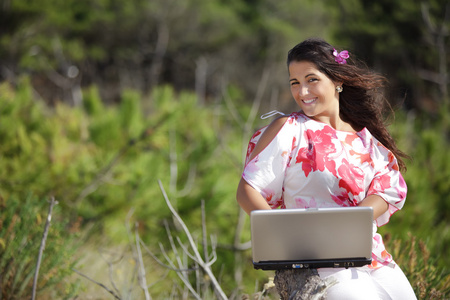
[236,38,416,299]
[288,61,346,131]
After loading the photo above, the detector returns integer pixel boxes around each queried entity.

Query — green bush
[0,194,80,299]
[382,109,450,268]
[387,234,450,299]
[1,78,449,298]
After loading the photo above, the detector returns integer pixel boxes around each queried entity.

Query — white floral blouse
[242,112,407,269]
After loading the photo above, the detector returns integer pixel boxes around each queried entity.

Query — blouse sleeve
[367,141,407,226]
[242,118,297,209]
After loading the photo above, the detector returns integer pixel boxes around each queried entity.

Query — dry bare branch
[148,22,169,87]
[169,128,178,195]
[164,220,188,274]
[139,238,197,272]
[233,208,252,251]
[420,1,449,100]
[201,199,209,265]
[31,196,58,300]
[73,268,122,300]
[175,163,197,198]
[222,80,244,128]
[168,127,197,198]
[244,68,270,133]
[176,236,198,262]
[158,179,228,300]
[421,2,437,34]
[158,242,201,299]
[196,56,208,105]
[135,224,152,300]
[99,249,124,298]
[206,235,218,267]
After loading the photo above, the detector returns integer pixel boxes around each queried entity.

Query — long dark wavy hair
[287,38,409,171]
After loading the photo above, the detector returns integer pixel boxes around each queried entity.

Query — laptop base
[253,258,372,270]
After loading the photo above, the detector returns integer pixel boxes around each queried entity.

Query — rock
[274,269,337,300]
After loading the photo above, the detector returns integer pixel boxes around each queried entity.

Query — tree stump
[274,269,337,300]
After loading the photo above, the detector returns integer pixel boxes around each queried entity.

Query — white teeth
[303,98,316,104]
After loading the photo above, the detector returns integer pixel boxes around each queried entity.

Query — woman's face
[289,60,341,124]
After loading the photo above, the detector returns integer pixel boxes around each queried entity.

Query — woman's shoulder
[272,111,309,126]
[246,112,303,162]
[264,111,305,136]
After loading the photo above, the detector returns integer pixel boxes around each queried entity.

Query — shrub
[0,194,80,299]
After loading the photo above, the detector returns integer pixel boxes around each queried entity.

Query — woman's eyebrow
[290,73,316,82]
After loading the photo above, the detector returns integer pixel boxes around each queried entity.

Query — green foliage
[325,0,449,108]
[0,0,330,106]
[1,0,449,297]
[377,107,450,298]
[387,234,450,299]
[0,194,80,299]
[1,77,449,297]
[83,85,104,115]
[0,77,249,294]
[381,108,450,268]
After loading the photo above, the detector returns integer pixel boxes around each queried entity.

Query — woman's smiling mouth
[302,98,317,104]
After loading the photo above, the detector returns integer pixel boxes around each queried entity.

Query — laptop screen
[250,207,373,270]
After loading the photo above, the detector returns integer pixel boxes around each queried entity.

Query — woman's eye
[290,82,299,86]
[308,78,318,82]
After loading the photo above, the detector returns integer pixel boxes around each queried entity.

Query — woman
[236,38,416,299]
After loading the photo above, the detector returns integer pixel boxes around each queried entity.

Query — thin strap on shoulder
[260,110,285,119]
[246,113,291,163]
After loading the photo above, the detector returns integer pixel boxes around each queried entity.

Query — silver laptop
[250,207,373,270]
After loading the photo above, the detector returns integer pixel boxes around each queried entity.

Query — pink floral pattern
[242,112,407,269]
[245,129,264,164]
[337,158,365,200]
[296,127,337,176]
[295,197,317,208]
[261,187,285,209]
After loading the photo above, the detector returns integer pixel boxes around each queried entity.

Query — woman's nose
[298,86,308,97]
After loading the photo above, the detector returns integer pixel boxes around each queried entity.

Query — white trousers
[318,264,417,300]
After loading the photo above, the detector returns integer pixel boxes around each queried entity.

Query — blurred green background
[0,0,448,299]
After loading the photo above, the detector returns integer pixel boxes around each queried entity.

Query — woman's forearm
[358,194,389,220]
[237,178,389,219]
[236,178,271,215]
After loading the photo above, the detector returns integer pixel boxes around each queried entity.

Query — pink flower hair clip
[333,48,349,64]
